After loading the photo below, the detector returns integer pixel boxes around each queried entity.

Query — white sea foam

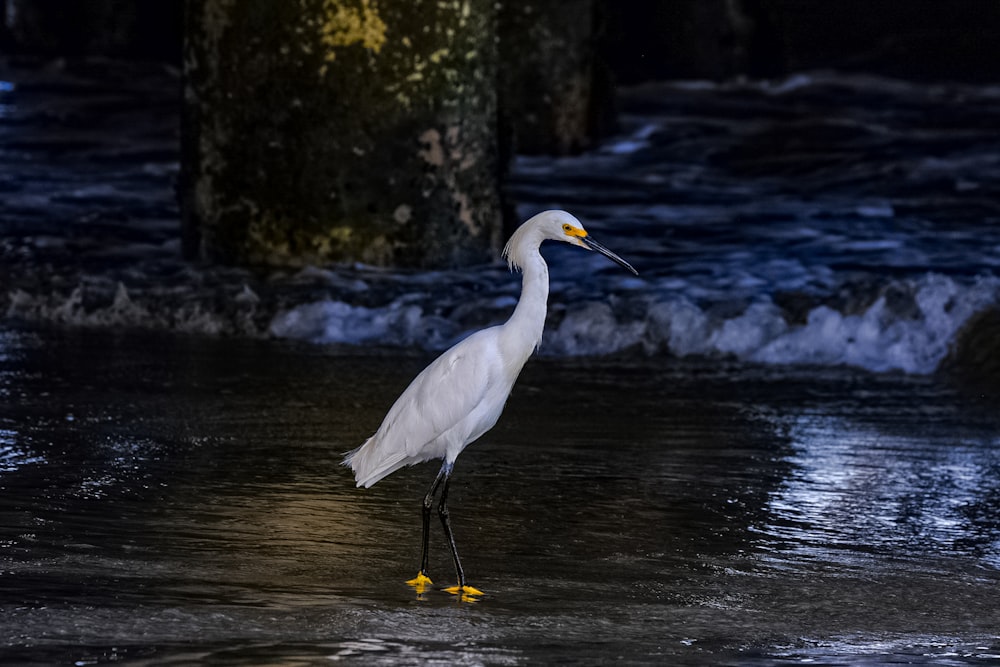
[260,272,999,375]
[548,302,645,355]
[634,273,999,374]
[6,282,255,337]
[6,269,996,376]
[268,298,457,349]
[765,275,997,372]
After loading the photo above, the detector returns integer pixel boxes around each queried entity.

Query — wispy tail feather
[342,436,411,488]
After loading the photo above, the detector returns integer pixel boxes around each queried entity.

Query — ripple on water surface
[2,329,999,663]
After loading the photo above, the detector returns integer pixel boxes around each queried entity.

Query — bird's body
[343,210,636,599]
[345,324,533,488]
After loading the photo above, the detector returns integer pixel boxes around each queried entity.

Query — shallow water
[2,326,999,664]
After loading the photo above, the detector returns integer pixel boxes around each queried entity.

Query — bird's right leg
[406,462,449,592]
[438,465,483,600]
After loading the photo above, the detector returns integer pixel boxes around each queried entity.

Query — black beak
[582,236,638,275]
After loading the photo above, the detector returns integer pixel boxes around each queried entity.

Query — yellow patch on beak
[562,223,588,239]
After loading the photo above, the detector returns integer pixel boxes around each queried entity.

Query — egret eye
[562,224,573,233]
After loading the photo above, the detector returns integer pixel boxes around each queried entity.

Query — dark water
[2,326,999,665]
[2,56,1000,665]
[2,60,999,374]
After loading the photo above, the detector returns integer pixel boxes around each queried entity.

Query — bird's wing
[345,329,509,488]
[346,326,530,487]
[377,329,501,459]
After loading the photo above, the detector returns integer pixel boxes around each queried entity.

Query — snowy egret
[344,210,637,598]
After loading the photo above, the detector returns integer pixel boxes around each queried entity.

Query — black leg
[436,464,466,588]
[418,462,449,576]
[408,460,482,598]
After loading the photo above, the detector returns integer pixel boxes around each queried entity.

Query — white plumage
[343,209,636,598]
[345,326,523,488]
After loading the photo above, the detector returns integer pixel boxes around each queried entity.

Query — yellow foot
[444,584,484,599]
[406,572,433,594]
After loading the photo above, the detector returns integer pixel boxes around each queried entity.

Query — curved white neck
[503,248,549,356]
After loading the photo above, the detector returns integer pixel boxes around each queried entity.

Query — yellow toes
[406,572,433,586]
[406,572,433,594]
[444,584,484,598]
[407,573,482,600]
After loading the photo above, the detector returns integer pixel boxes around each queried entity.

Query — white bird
[343,209,637,598]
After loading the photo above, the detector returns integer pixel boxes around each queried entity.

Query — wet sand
[1,325,998,665]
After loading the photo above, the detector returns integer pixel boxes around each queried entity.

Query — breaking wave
[267,271,998,375]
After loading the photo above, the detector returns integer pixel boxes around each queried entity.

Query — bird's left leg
[438,464,484,599]
[406,462,448,592]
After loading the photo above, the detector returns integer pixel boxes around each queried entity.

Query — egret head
[503,210,637,275]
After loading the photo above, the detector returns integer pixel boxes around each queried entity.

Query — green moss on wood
[181,0,501,268]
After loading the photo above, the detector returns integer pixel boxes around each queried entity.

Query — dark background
[2,0,999,83]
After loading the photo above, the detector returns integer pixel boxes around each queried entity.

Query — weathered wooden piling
[499,0,607,155]
[181,0,502,268]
